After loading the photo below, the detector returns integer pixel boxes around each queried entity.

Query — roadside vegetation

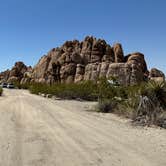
[0,87,3,96]
[16,78,166,128]
[97,79,166,128]
[29,81,98,101]
[15,81,98,101]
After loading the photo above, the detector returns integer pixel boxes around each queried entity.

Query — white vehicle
[107,79,120,87]
[7,83,15,89]
[0,82,8,88]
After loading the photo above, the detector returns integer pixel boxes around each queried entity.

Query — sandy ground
[0,89,166,166]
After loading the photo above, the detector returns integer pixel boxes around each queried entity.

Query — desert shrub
[12,80,21,89]
[119,97,139,118]
[96,78,123,113]
[29,78,127,103]
[0,87,3,96]
[97,99,117,113]
[97,77,117,100]
[97,79,166,128]
[19,83,31,89]
[124,81,166,127]
[12,81,31,89]
[29,81,98,101]
[143,81,166,108]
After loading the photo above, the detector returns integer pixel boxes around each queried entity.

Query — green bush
[96,79,166,128]
[96,78,128,113]
[13,81,30,89]
[142,81,166,108]
[29,81,98,101]
[97,78,117,100]
[123,81,166,127]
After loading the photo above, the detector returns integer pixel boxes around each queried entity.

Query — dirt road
[0,89,166,166]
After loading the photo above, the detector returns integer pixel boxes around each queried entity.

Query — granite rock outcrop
[0,36,164,85]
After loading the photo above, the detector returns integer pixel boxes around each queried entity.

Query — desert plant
[144,81,166,108]
[97,77,117,100]
[29,81,98,101]
[125,81,166,126]
[0,87,3,96]
[97,99,117,113]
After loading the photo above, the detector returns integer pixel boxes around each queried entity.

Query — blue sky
[0,0,165,73]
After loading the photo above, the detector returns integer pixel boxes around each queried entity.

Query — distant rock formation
[0,36,165,85]
[0,62,32,83]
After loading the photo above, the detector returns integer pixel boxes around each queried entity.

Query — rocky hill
[0,62,32,84]
[0,36,165,85]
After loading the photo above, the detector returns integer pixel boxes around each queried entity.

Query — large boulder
[74,64,85,83]
[113,43,124,63]
[91,39,106,63]
[84,63,101,81]
[127,52,147,72]
[102,45,114,63]
[106,63,131,86]
[125,53,148,84]
[58,40,82,65]
[129,63,145,85]
[47,48,63,71]
[60,63,76,83]
[20,77,31,84]
[8,76,20,83]
[149,68,165,82]
[32,55,51,82]
[80,36,94,64]
[20,67,33,84]
[99,62,110,78]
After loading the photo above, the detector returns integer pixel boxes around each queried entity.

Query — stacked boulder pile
[0,62,32,84]
[0,36,165,85]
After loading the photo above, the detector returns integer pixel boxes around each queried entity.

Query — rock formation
[149,68,165,82]
[0,36,165,85]
[0,62,32,84]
